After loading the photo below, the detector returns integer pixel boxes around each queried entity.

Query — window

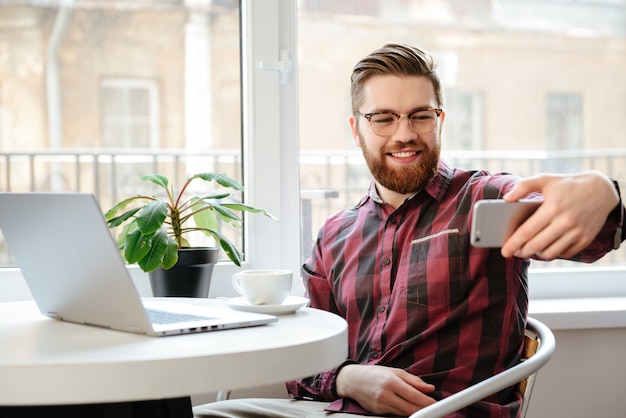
[547,93,583,153]
[545,93,583,172]
[101,79,159,149]
[0,0,300,283]
[296,0,626,271]
[443,89,484,152]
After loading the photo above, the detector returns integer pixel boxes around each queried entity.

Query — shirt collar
[424,159,453,203]
[368,180,384,204]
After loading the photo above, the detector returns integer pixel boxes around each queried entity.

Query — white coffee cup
[231,269,293,305]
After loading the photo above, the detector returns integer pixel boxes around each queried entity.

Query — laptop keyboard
[145,308,213,325]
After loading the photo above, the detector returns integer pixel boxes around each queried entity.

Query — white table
[0,298,347,412]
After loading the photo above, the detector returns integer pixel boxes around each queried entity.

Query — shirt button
[390,218,397,224]
[378,305,386,313]
[371,352,379,359]
[383,258,391,265]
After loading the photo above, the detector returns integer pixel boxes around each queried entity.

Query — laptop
[0,192,277,337]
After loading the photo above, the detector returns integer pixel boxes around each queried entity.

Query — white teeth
[391,151,417,158]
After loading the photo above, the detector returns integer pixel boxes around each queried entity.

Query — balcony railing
[1,148,625,266]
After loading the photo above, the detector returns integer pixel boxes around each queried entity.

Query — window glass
[546,93,583,151]
[0,0,241,266]
[297,0,626,267]
[102,80,158,148]
[444,89,483,151]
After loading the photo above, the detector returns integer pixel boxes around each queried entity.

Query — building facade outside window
[0,0,625,287]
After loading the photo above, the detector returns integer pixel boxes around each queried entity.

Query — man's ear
[349,115,362,148]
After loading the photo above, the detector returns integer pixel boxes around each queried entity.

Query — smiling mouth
[389,151,420,158]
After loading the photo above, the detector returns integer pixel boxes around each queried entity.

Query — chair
[216,389,231,402]
[410,317,556,418]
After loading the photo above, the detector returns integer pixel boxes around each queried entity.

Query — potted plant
[105,172,275,298]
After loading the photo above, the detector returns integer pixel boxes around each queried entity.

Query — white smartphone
[470,200,542,247]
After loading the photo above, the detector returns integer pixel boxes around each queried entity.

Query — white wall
[527,327,626,418]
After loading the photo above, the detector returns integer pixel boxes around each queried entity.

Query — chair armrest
[409,318,556,418]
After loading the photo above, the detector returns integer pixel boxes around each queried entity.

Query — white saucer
[227,296,310,315]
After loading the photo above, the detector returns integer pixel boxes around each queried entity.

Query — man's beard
[360,136,440,194]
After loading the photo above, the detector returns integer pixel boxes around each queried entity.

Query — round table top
[0,298,348,406]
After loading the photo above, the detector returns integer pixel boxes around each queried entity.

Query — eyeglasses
[354,108,443,136]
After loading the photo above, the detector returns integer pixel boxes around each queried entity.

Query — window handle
[259,50,292,84]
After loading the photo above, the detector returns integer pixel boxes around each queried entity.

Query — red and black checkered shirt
[287,160,623,417]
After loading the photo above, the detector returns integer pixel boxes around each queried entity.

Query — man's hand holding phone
[499,172,620,259]
[470,200,542,249]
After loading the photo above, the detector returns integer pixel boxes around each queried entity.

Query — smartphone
[470,200,542,247]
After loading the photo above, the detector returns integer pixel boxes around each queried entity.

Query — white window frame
[208,0,302,297]
[0,0,302,300]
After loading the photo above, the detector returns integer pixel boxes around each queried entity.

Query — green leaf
[136,200,168,235]
[211,203,242,222]
[196,227,243,266]
[124,229,152,264]
[105,196,150,221]
[221,202,277,221]
[198,192,231,201]
[116,220,138,248]
[137,228,174,272]
[219,237,244,266]
[106,207,141,228]
[161,236,179,270]
[194,172,244,191]
[191,200,220,231]
[140,174,169,190]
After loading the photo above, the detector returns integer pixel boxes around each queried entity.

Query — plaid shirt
[287,160,624,417]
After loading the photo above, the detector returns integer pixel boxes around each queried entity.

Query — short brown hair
[350,43,443,113]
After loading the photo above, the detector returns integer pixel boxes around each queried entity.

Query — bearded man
[194,43,625,418]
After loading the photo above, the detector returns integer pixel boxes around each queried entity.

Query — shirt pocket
[402,229,470,308]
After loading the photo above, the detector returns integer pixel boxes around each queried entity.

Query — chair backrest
[517,317,550,417]
[410,317,556,418]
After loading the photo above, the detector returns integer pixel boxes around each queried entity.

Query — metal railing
[299,148,626,268]
[0,149,241,203]
[1,148,625,266]
[300,148,626,204]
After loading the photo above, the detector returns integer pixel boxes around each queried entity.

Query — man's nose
[394,115,417,139]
